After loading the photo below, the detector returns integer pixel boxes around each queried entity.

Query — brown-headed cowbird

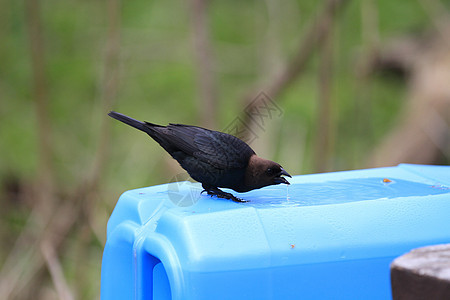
[108,111,291,202]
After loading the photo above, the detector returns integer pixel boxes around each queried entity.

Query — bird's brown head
[244,155,292,191]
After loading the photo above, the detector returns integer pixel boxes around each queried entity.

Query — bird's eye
[266,168,274,175]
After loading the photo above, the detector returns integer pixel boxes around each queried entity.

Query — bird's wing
[166,124,255,169]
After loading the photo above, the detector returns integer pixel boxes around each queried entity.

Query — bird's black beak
[274,167,292,185]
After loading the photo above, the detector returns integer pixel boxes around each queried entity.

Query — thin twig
[313,17,334,173]
[41,241,75,300]
[0,0,60,297]
[0,182,89,299]
[189,0,218,128]
[351,0,380,167]
[25,0,56,209]
[242,0,349,123]
[90,0,121,186]
[0,0,121,288]
[76,0,121,292]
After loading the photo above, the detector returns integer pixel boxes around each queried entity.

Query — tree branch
[243,0,349,112]
[189,0,218,128]
[313,19,335,173]
[25,0,56,208]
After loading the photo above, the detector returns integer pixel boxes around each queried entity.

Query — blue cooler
[101,164,450,299]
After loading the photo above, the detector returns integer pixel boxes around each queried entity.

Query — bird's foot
[201,187,248,203]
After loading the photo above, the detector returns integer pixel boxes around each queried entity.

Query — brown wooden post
[391,244,450,300]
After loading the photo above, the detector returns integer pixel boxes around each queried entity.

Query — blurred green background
[1,0,449,298]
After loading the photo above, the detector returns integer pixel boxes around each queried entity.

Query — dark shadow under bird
[108,111,291,202]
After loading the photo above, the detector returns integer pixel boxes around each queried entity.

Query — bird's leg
[201,185,248,203]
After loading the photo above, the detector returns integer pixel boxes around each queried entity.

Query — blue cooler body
[101,164,450,299]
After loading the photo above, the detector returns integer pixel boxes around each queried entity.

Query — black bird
[108,111,291,202]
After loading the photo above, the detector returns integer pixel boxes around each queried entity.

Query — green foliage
[0,0,441,297]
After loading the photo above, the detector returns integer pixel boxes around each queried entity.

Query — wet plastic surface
[101,164,450,299]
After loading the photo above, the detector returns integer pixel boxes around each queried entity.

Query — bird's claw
[215,192,248,203]
[230,196,248,203]
[202,188,248,203]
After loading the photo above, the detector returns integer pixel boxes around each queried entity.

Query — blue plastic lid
[102,164,450,300]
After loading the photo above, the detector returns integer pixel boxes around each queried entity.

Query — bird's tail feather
[108,111,173,151]
[108,111,148,132]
